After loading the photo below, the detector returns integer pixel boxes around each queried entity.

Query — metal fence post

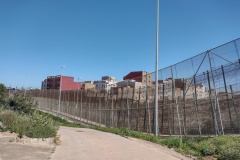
[207,70,218,136]
[111,88,114,127]
[136,87,141,131]
[221,65,234,131]
[230,85,240,133]
[161,82,165,132]
[99,91,102,126]
[193,75,202,136]
[182,78,186,135]
[126,80,130,129]
[146,74,151,134]
[170,66,175,134]
[207,51,224,135]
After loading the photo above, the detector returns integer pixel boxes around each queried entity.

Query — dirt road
[51,126,191,160]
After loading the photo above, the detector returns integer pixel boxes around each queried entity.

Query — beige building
[81,81,95,90]
[94,76,117,91]
[152,78,208,100]
[123,71,152,86]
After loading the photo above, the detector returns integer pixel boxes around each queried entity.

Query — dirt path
[0,142,54,160]
[50,126,191,160]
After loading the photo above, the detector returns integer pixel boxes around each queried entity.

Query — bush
[161,137,182,148]
[26,111,58,138]
[198,140,215,156]
[8,93,38,114]
[0,110,17,131]
[211,135,240,160]
[0,110,31,137]
[0,84,8,107]
[36,111,83,128]
[0,110,58,138]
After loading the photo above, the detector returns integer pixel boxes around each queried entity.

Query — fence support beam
[221,65,234,131]
[207,71,218,136]
[193,75,202,136]
[207,51,224,135]
[230,85,240,133]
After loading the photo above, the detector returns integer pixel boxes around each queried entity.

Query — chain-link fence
[27,38,240,136]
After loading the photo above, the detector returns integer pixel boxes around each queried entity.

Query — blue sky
[0,0,240,89]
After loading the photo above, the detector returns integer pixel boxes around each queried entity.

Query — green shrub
[0,84,8,107]
[161,137,182,148]
[0,110,17,131]
[36,111,83,128]
[0,110,58,138]
[211,135,240,160]
[26,111,58,138]
[0,110,31,137]
[198,140,215,156]
[119,127,132,136]
[8,93,37,114]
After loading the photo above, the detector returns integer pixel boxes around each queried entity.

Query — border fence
[27,38,240,136]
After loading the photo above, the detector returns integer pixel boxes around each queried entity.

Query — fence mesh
[26,38,240,136]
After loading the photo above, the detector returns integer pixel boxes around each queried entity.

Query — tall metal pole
[154,0,159,136]
[58,66,66,117]
[24,77,28,96]
[208,52,224,135]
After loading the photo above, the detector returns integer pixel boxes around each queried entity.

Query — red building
[42,75,81,91]
[123,71,152,85]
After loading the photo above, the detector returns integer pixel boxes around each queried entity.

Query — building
[94,76,117,91]
[155,78,208,100]
[41,79,48,89]
[117,80,145,89]
[81,81,95,90]
[123,71,152,86]
[41,75,81,91]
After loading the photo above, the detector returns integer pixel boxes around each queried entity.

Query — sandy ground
[50,126,192,160]
[0,142,54,160]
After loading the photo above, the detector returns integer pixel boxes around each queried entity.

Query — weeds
[26,111,58,138]
[53,134,61,145]
[0,110,58,138]
[36,111,84,128]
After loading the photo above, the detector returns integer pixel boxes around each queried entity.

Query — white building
[94,76,117,91]
[117,79,146,89]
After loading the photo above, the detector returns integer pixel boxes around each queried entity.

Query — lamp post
[58,66,66,117]
[24,77,28,96]
[154,0,159,136]
[8,84,11,96]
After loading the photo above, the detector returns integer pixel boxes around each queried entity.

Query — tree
[0,83,8,107]
[9,93,38,114]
